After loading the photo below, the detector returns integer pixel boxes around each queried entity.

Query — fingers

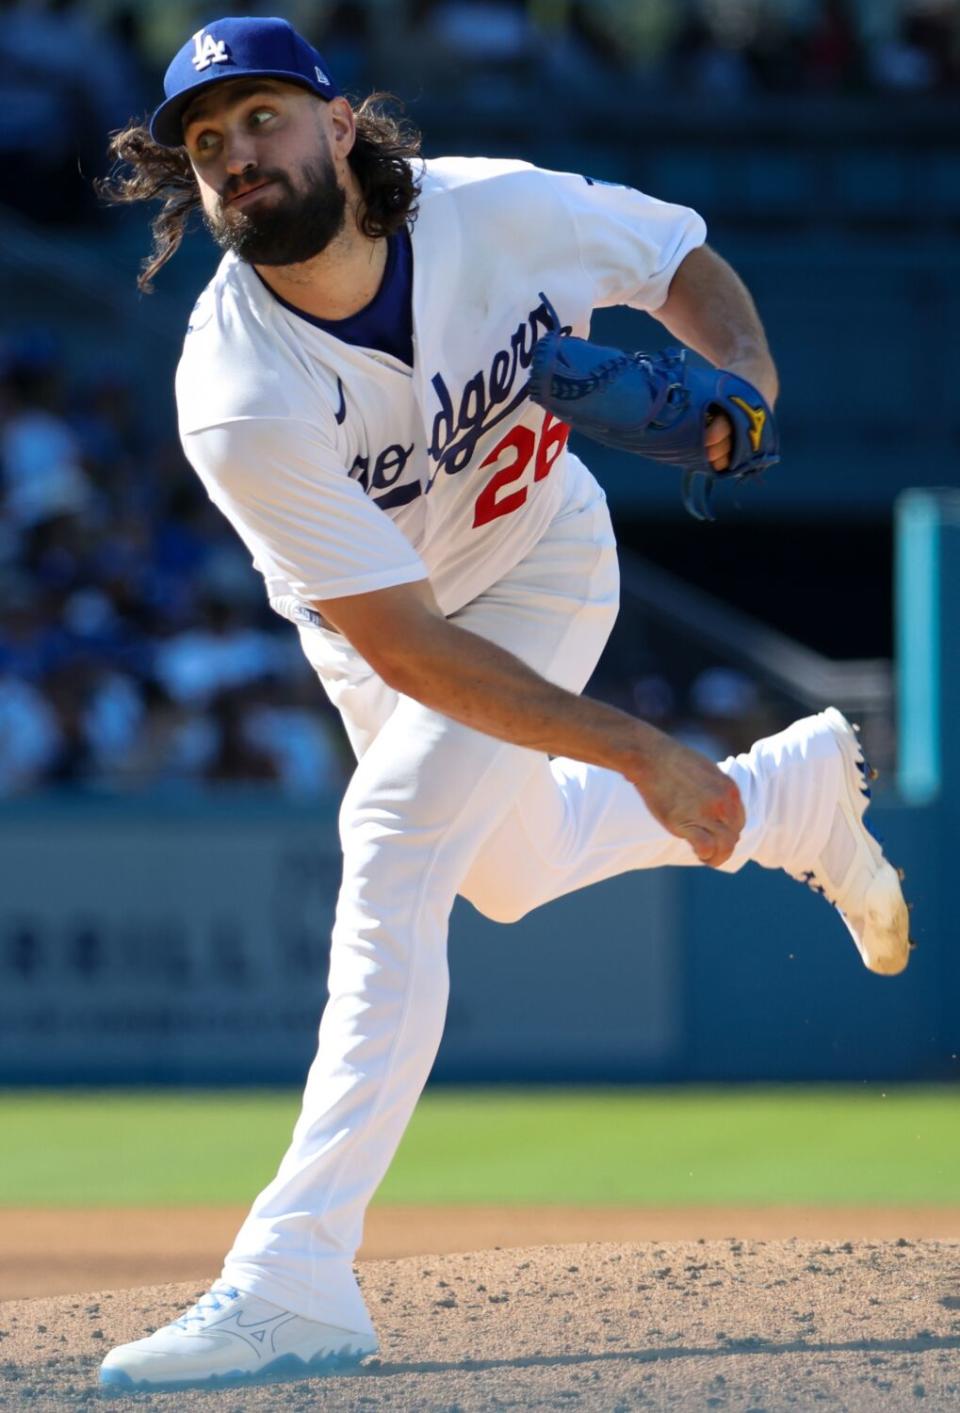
[684,778,744,867]
[704,413,733,471]
[683,824,719,864]
[637,746,746,868]
[683,822,739,868]
[715,776,746,833]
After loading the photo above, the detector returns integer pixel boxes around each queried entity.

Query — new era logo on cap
[150,16,339,147]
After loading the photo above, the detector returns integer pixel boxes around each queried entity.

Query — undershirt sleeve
[182,416,428,603]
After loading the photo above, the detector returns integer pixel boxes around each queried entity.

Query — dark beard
[204,153,347,266]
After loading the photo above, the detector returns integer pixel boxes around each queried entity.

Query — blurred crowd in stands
[2,0,959,220]
[0,332,354,795]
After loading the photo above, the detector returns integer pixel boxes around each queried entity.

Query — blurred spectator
[690,666,758,721]
[534,0,679,101]
[403,0,541,103]
[673,11,756,101]
[205,687,279,785]
[869,2,959,90]
[0,674,63,793]
[81,668,147,775]
[630,673,676,724]
[1,339,95,532]
[425,0,537,63]
[242,678,349,795]
[305,1,375,94]
[688,666,758,758]
[804,0,865,91]
[0,0,147,221]
[111,676,218,786]
[153,599,291,708]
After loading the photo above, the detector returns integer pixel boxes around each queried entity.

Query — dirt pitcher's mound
[2,1241,960,1411]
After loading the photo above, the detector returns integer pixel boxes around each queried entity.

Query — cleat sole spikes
[860,863,911,975]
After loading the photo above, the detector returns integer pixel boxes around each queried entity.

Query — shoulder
[179,252,263,356]
[417,156,584,244]
[176,256,273,430]
[175,256,320,434]
[420,155,571,208]
[415,157,678,238]
[420,155,539,194]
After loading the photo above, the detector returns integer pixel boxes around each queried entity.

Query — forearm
[317,578,743,864]
[377,617,666,786]
[656,244,778,405]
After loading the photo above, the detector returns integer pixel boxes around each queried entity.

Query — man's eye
[249,108,276,127]
[195,131,219,153]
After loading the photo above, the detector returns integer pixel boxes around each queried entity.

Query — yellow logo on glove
[729,396,767,452]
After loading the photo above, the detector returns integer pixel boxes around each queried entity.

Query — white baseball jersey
[176,157,705,628]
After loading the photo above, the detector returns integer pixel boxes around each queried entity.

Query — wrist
[614,718,670,786]
[726,357,778,408]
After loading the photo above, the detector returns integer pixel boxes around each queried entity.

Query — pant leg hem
[221,1259,375,1336]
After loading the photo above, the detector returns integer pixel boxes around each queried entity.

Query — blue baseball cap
[150,16,339,148]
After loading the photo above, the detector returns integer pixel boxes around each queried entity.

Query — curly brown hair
[97,94,423,293]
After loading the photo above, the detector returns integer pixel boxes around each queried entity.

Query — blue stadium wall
[0,783,950,1086]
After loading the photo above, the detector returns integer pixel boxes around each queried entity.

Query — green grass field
[2,1087,958,1209]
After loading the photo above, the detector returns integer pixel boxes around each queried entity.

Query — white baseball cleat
[98,1280,377,1393]
[790,708,913,976]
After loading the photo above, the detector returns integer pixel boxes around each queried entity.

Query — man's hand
[657,244,778,485]
[704,412,734,472]
[626,736,745,866]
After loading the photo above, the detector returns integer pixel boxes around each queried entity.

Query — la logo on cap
[192,29,231,72]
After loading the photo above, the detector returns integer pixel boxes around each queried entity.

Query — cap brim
[150,70,332,147]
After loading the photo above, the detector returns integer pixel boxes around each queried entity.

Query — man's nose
[222,131,258,175]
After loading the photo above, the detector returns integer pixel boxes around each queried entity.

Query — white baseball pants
[221,473,844,1333]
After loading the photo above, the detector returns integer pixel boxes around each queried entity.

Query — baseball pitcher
[96,16,911,1392]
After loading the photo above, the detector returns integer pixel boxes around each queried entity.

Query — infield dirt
[2,1238,960,1411]
[5,1204,960,1302]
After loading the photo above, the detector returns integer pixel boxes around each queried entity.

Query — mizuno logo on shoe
[208,1309,295,1357]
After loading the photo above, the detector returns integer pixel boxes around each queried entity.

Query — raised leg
[461,714,846,922]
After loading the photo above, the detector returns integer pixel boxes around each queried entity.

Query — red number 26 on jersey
[473,411,570,529]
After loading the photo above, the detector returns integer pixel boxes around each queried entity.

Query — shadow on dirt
[360,1331,960,1379]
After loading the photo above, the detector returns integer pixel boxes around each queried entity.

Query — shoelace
[174,1284,241,1329]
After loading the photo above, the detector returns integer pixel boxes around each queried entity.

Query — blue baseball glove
[526,333,779,520]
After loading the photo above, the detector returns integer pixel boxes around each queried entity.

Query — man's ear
[326,96,357,162]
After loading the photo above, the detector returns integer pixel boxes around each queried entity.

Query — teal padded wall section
[896,489,960,805]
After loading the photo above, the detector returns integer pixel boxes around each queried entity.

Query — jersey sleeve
[181,416,428,603]
[553,171,706,314]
